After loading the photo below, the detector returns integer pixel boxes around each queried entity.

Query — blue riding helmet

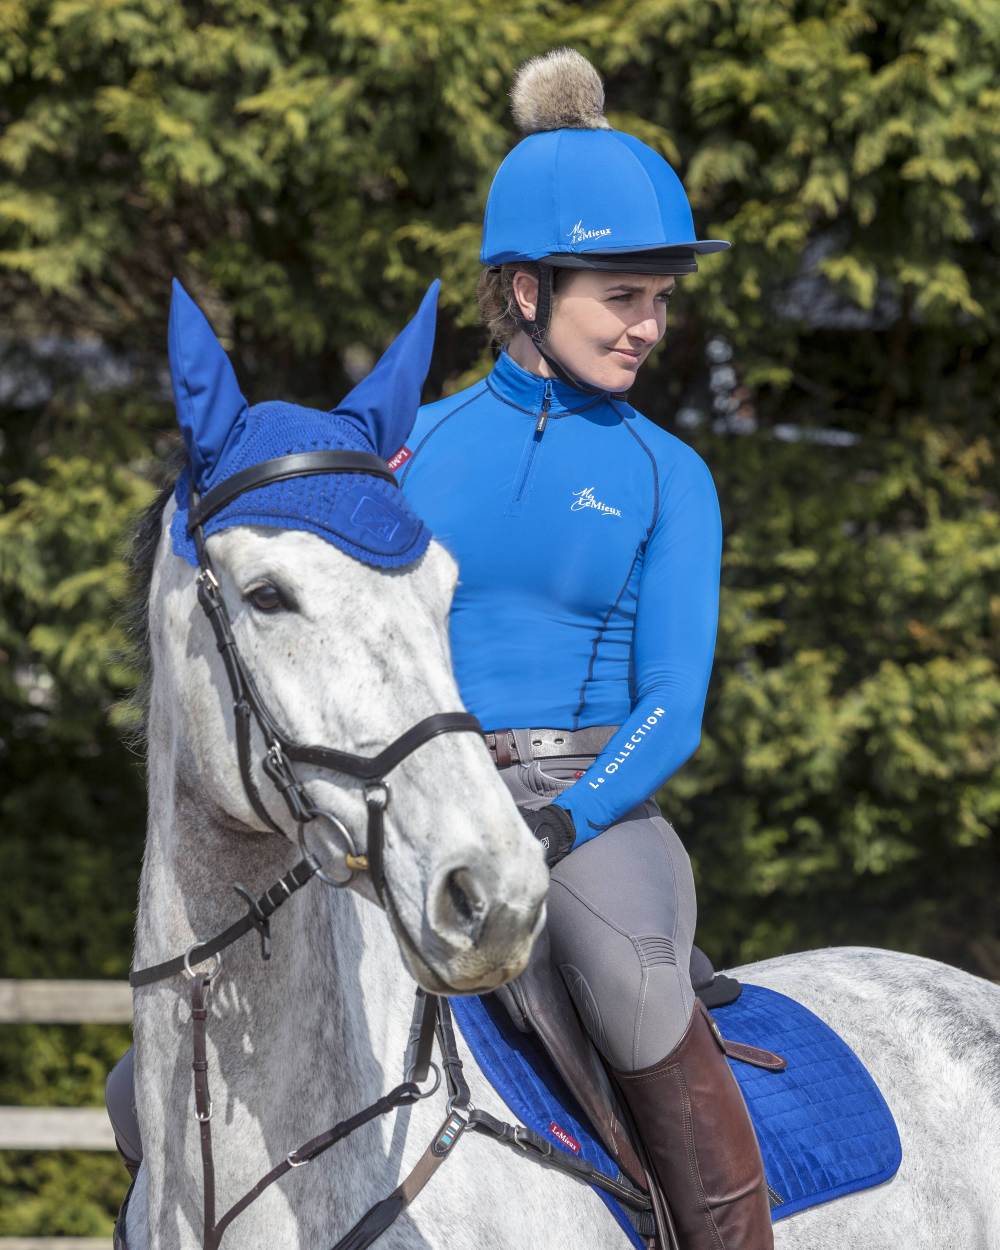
[478,49,731,394]
[481,126,731,273]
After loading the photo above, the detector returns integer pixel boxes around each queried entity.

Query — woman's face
[513,268,676,392]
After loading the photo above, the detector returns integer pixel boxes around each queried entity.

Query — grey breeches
[500,755,698,1072]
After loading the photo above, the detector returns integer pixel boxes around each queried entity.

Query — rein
[123,449,654,1248]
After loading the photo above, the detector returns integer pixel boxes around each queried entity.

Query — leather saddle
[492,936,754,1187]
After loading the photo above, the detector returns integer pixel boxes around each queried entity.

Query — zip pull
[536,381,553,434]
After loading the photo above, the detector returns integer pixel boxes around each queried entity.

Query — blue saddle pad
[712,983,901,1218]
[450,982,901,1242]
[450,991,648,1247]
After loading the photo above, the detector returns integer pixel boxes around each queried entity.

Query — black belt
[484,725,618,769]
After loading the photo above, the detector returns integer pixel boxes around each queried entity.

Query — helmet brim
[544,241,731,275]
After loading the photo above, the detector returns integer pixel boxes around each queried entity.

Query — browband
[188,450,398,532]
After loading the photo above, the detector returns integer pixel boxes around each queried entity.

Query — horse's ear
[168,278,249,488]
[334,280,440,458]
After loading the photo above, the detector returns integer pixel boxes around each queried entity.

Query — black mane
[122,447,186,736]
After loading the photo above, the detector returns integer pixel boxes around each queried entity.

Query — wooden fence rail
[0,1241,110,1249]
[0,1107,117,1152]
[0,979,132,1248]
[0,981,132,1026]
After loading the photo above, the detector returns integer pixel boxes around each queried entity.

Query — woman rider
[398,49,772,1250]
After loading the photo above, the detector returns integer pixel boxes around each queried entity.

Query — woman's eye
[608,293,673,305]
[246,583,285,614]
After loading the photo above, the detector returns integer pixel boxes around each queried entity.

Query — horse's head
[147,279,547,993]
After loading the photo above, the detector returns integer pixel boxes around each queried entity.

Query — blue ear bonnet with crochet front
[167,278,437,569]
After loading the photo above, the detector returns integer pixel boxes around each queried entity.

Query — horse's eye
[245,583,285,614]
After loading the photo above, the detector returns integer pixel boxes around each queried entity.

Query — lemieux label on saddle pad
[549,1121,581,1154]
[387,445,413,472]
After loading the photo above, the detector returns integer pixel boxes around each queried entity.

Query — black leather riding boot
[613,1000,773,1250]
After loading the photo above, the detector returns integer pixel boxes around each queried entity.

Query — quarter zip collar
[487,350,607,418]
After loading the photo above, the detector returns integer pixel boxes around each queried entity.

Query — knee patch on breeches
[557,943,696,1072]
[548,879,696,1072]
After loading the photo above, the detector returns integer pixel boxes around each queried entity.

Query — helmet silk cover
[481,49,730,268]
[167,279,437,569]
[482,128,730,266]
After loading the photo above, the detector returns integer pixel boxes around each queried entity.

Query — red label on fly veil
[387,445,412,472]
[549,1121,581,1154]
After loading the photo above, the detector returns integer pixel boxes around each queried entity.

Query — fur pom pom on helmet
[510,47,610,133]
[485,46,731,396]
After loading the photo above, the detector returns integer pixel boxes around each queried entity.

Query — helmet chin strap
[514,264,631,401]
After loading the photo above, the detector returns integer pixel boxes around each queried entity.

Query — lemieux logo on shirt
[570,486,622,517]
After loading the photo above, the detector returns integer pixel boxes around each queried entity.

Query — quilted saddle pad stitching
[451,980,902,1238]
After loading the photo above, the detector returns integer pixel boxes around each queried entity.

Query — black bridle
[191,449,480,906]
[122,449,654,1250]
[131,451,481,989]
[133,450,482,989]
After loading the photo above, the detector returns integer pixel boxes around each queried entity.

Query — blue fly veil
[166,278,440,568]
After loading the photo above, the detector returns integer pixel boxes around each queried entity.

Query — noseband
[131,449,482,988]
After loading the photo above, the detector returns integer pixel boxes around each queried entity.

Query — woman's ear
[511,270,540,322]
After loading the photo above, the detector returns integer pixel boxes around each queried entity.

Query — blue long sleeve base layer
[397,350,722,839]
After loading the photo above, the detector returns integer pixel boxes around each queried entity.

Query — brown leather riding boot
[614,1000,773,1250]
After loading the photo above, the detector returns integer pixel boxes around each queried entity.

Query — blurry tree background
[1,0,998,1234]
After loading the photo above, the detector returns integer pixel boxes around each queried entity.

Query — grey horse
[118,277,1000,1248]
[119,486,1000,1250]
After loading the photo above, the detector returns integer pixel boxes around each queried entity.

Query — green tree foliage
[1,0,998,1233]
[0,1150,126,1236]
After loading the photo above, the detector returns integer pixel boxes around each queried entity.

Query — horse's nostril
[445,867,489,939]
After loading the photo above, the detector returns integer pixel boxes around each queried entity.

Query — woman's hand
[520,804,576,867]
